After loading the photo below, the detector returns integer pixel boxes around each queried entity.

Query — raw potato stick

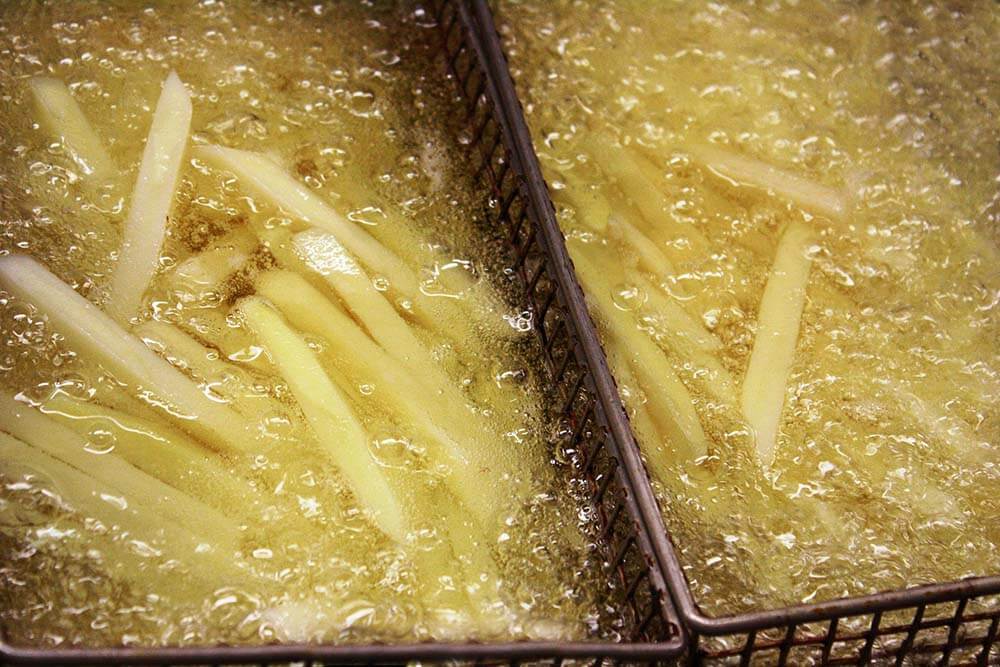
[0,393,242,552]
[590,134,711,256]
[134,319,282,422]
[28,77,115,181]
[40,392,260,513]
[106,71,192,322]
[0,432,251,585]
[741,221,815,467]
[237,296,409,543]
[557,168,611,232]
[195,144,420,299]
[609,214,678,279]
[0,255,251,453]
[570,242,709,459]
[290,228,440,380]
[688,143,847,220]
[166,228,257,301]
[256,270,517,525]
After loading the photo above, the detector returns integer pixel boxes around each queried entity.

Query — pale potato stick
[0,255,251,453]
[557,168,612,232]
[256,270,515,525]
[0,432,252,585]
[609,214,678,279]
[629,270,722,352]
[134,319,280,421]
[289,228,441,380]
[28,77,115,181]
[687,143,847,220]
[0,393,242,552]
[741,222,815,467]
[590,134,711,255]
[166,228,257,301]
[237,296,409,543]
[570,242,709,459]
[39,392,260,513]
[195,145,420,299]
[106,71,192,323]
[604,341,674,482]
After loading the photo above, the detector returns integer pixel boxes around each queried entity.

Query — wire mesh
[470,0,1000,664]
[0,0,685,664]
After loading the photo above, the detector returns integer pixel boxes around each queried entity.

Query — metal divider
[473,0,1000,664]
[0,0,687,664]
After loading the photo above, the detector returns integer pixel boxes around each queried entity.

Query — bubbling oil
[0,0,606,649]
[498,0,1000,617]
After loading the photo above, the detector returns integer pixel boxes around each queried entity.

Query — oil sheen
[0,0,605,649]
[498,0,999,620]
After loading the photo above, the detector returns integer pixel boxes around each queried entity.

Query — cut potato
[740,221,815,467]
[106,71,192,322]
[195,144,421,299]
[0,393,242,552]
[237,296,409,543]
[28,77,115,181]
[688,143,847,220]
[0,431,253,586]
[0,255,251,453]
[569,242,709,460]
[39,391,260,513]
[255,269,519,526]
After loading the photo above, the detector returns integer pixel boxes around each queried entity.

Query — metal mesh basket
[0,0,684,664]
[468,0,1000,665]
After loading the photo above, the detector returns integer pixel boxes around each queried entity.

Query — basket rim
[0,637,691,665]
[474,0,1000,641]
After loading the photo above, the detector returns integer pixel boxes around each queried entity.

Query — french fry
[0,255,251,453]
[255,270,520,526]
[38,391,260,513]
[165,228,257,302]
[195,145,421,299]
[570,242,709,460]
[237,296,409,543]
[0,393,242,553]
[28,77,115,182]
[589,134,710,256]
[0,431,253,586]
[557,168,611,232]
[688,143,847,220]
[134,319,281,422]
[106,71,192,323]
[741,221,815,467]
[289,228,441,380]
[609,215,677,279]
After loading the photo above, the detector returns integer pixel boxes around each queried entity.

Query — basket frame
[0,0,687,664]
[471,0,1000,663]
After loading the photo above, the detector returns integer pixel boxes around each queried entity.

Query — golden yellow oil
[0,0,604,649]
[498,0,999,617]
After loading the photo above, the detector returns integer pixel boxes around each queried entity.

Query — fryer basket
[474,0,1000,664]
[0,0,685,664]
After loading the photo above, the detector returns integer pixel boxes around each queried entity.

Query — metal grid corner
[0,0,687,664]
[473,0,1000,664]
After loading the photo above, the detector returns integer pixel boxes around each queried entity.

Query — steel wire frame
[472,0,1000,664]
[0,0,685,665]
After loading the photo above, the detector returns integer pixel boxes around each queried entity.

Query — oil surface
[498,0,1000,619]
[0,0,606,649]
